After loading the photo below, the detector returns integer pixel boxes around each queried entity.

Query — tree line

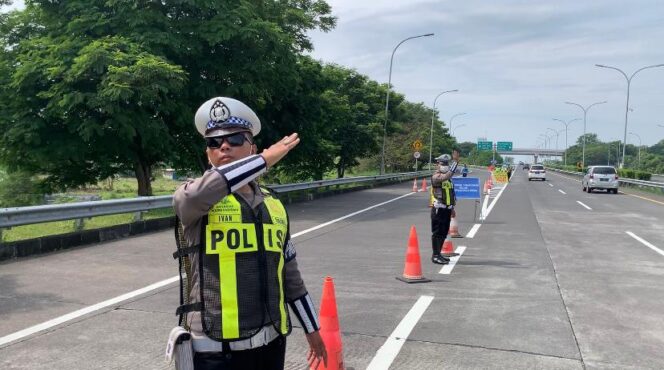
[0,0,456,201]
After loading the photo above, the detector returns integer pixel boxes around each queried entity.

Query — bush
[634,171,652,181]
[0,170,44,207]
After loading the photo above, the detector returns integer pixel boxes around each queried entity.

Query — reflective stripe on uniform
[264,197,289,335]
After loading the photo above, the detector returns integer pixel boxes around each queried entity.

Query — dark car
[523,164,530,170]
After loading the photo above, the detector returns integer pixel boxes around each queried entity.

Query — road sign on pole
[477,141,493,151]
[496,141,513,151]
[413,151,421,159]
[412,140,423,151]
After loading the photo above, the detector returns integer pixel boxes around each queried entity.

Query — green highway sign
[477,141,493,151]
[496,141,513,151]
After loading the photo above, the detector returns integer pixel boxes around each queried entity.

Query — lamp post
[452,124,467,137]
[547,128,560,150]
[448,112,466,137]
[381,33,434,174]
[552,118,581,166]
[629,131,642,168]
[596,63,664,168]
[428,91,459,170]
[565,100,607,168]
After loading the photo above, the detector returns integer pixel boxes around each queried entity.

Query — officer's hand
[451,209,456,218]
[305,331,327,369]
[452,150,460,162]
[260,133,300,169]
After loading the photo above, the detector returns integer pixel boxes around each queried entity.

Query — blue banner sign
[452,177,481,199]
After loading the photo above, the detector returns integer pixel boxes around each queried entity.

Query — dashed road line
[466,224,481,239]
[626,231,664,257]
[558,189,567,195]
[576,201,592,210]
[548,183,554,187]
[366,295,435,370]
[439,246,467,274]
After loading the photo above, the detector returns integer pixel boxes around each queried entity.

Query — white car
[582,166,619,194]
[527,164,546,181]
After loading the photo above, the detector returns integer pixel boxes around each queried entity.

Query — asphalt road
[1,169,663,369]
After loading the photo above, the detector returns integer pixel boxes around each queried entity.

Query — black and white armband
[289,293,320,334]
[214,155,267,193]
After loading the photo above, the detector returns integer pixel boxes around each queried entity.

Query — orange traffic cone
[412,178,418,192]
[449,215,463,238]
[441,238,459,257]
[420,178,428,192]
[396,226,430,283]
[315,277,345,370]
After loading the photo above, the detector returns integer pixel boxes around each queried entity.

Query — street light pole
[448,112,466,137]
[381,33,434,174]
[452,124,467,137]
[565,101,607,168]
[596,63,664,168]
[547,128,560,150]
[629,131,642,168]
[428,91,459,170]
[552,118,581,166]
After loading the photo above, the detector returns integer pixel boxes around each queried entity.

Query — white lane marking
[1,191,416,347]
[0,277,179,347]
[439,246,467,274]
[483,179,510,219]
[366,295,434,370]
[292,192,414,237]
[466,224,481,239]
[558,189,567,195]
[548,183,554,187]
[626,231,664,257]
[576,201,592,210]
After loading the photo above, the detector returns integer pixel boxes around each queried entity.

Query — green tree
[1,0,335,194]
[457,142,476,158]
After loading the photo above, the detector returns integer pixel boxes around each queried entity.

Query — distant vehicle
[523,164,530,170]
[582,166,619,194]
[528,164,545,181]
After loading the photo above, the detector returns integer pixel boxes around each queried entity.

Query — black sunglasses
[206,133,250,148]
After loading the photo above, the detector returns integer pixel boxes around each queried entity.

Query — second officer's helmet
[436,154,451,164]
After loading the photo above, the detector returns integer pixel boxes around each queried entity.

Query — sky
[3,1,664,152]
[307,0,664,151]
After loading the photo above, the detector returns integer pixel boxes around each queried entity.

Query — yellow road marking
[623,192,664,206]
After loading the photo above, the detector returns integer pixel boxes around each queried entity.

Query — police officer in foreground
[430,152,459,264]
[172,97,326,369]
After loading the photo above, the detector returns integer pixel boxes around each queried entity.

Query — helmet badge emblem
[209,100,231,123]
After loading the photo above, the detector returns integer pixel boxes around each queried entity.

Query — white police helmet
[194,97,261,138]
[436,154,451,163]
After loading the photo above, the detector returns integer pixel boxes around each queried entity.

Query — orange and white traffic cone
[420,178,427,192]
[396,226,431,283]
[441,238,459,257]
[412,178,418,192]
[449,214,463,238]
[314,277,345,370]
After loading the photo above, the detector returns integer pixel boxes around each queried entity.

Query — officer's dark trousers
[193,336,286,370]
[431,207,452,255]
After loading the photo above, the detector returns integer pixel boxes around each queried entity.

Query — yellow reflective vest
[196,192,290,341]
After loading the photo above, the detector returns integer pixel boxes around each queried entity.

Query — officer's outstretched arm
[173,154,268,226]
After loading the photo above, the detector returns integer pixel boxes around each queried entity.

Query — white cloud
[309,0,664,148]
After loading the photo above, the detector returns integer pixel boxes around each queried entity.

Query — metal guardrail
[0,171,430,228]
[548,168,664,189]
